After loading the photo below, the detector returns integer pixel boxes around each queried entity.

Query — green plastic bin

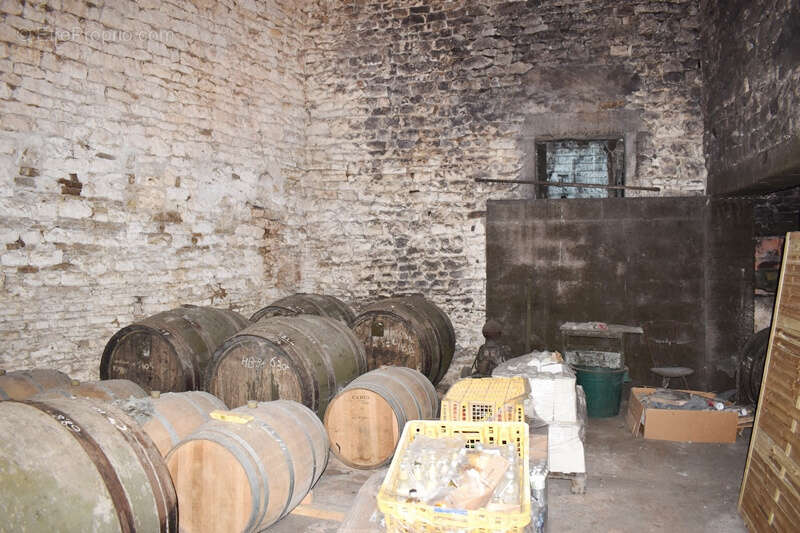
[572,365,627,418]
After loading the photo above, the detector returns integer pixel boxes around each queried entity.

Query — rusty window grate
[535,139,625,199]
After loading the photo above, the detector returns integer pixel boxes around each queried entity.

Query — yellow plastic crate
[377,420,531,533]
[441,377,529,423]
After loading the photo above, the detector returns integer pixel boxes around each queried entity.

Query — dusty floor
[547,411,749,533]
[273,399,751,533]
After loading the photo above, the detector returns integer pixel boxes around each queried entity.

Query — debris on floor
[638,388,747,412]
[626,387,749,443]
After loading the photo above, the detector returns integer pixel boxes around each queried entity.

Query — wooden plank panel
[742,467,782,532]
[740,232,800,531]
[747,457,794,533]
[761,389,799,420]
[757,402,792,450]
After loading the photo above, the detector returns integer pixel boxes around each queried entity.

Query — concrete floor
[547,412,749,533]
[273,401,751,533]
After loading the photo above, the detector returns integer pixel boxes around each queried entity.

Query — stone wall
[302,0,707,360]
[0,0,306,378]
[701,0,800,194]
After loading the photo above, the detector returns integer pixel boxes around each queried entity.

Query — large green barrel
[205,315,367,415]
[0,397,177,532]
[100,305,251,393]
[351,295,455,384]
[250,293,355,325]
[573,365,627,418]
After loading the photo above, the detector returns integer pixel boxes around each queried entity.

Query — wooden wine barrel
[0,368,71,400]
[250,293,356,325]
[100,305,251,393]
[33,379,148,402]
[738,327,770,405]
[206,315,367,414]
[134,390,228,456]
[324,366,438,469]
[351,295,455,384]
[166,400,328,533]
[0,397,177,532]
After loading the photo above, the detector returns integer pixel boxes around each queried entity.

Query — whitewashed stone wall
[0,0,307,378]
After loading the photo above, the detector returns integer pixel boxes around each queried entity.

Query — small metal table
[560,322,643,369]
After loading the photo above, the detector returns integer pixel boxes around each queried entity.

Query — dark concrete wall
[486,197,753,391]
[754,186,800,237]
[704,199,756,389]
[700,0,800,194]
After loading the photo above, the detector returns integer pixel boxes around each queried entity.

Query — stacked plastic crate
[440,376,547,532]
[378,376,541,532]
[440,376,529,423]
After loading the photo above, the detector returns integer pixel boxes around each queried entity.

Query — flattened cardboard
[626,387,738,444]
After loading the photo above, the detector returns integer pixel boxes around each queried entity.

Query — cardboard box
[625,387,738,443]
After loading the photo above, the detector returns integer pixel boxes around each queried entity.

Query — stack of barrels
[95,293,453,420]
[1,292,455,531]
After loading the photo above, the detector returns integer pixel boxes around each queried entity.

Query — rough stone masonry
[1,0,708,380]
[701,0,800,194]
[0,0,307,378]
[301,0,707,364]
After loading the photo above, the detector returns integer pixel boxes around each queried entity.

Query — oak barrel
[32,379,147,402]
[100,305,251,393]
[127,390,228,456]
[324,366,438,469]
[0,398,177,532]
[166,400,328,533]
[206,315,367,414]
[738,327,770,405]
[0,368,71,400]
[250,293,355,325]
[351,295,455,384]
